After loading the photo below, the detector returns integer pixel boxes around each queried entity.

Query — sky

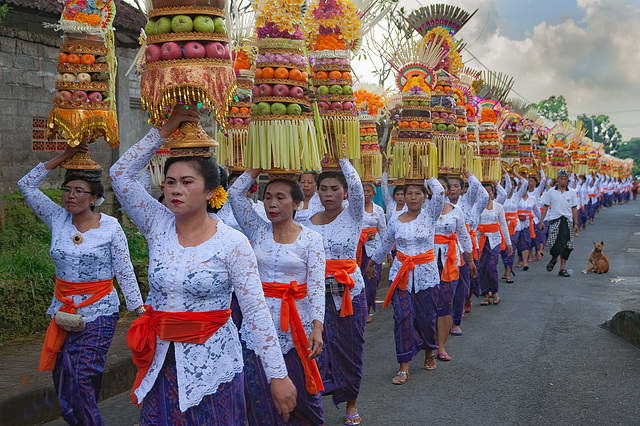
[125,0,640,140]
[352,0,640,140]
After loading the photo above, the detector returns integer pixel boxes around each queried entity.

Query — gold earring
[90,201,95,207]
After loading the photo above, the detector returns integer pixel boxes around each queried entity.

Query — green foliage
[616,139,640,176]
[577,114,623,153]
[534,95,569,122]
[0,4,11,24]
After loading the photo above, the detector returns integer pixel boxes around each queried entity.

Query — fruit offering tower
[431,73,461,176]
[352,83,385,182]
[452,67,480,177]
[498,112,523,172]
[141,0,235,153]
[244,0,321,174]
[45,0,118,169]
[477,107,501,182]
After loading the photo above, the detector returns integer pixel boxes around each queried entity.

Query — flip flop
[464,304,472,313]
[506,278,514,283]
[437,352,452,361]
[391,370,409,385]
[492,295,500,304]
[345,413,362,426]
[450,328,464,336]
[480,299,491,306]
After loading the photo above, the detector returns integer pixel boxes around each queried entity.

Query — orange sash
[383,249,435,308]
[517,209,536,239]
[356,227,377,266]
[434,233,459,282]
[262,281,323,394]
[477,223,506,257]
[325,259,358,317]
[126,306,231,405]
[39,277,114,372]
[505,212,518,236]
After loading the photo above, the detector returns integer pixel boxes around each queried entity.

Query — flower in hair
[208,186,228,210]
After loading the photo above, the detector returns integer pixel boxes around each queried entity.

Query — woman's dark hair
[392,185,404,196]
[438,176,451,191]
[228,172,242,187]
[528,175,539,185]
[483,182,496,197]
[264,179,305,203]
[403,183,428,196]
[317,171,348,190]
[450,177,465,189]
[163,156,224,213]
[63,169,104,211]
[298,171,318,183]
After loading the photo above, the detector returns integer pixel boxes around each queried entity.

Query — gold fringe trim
[46,108,119,147]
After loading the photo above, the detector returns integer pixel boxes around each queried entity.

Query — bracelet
[134,306,146,316]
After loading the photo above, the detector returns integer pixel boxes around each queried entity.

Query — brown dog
[582,241,610,274]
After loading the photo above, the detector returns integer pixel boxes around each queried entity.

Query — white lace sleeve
[534,170,546,198]
[472,186,489,225]
[464,173,481,207]
[375,204,387,239]
[341,158,364,224]
[306,230,326,324]
[496,182,507,205]
[17,163,64,230]
[228,172,268,241]
[425,178,445,223]
[109,129,171,237]
[533,202,541,221]
[229,241,288,381]
[381,172,396,213]
[504,172,512,197]
[496,204,511,246]
[371,219,396,264]
[455,209,473,254]
[110,222,143,311]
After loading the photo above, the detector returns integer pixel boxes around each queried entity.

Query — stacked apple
[314,69,355,114]
[456,106,467,143]
[54,48,110,108]
[550,147,567,167]
[518,132,534,165]
[251,47,311,117]
[397,94,432,142]
[501,132,520,159]
[430,82,459,136]
[478,129,500,158]
[359,121,379,152]
[144,12,231,63]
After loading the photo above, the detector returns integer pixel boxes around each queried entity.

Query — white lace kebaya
[371,178,445,291]
[478,202,512,249]
[109,128,287,412]
[17,163,143,323]
[229,171,326,355]
[362,202,386,257]
[304,159,365,311]
[434,204,473,267]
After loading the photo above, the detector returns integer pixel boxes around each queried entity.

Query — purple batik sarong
[317,290,366,407]
[453,262,470,326]
[243,345,323,426]
[435,259,457,317]
[52,314,118,426]
[478,241,500,295]
[140,364,245,425]
[361,250,381,311]
[392,287,437,364]
[501,231,518,268]
[517,227,532,256]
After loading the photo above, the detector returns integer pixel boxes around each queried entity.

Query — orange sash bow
[383,249,435,308]
[39,277,114,372]
[262,281,323,394]
[477,223,506,257]
[434,233,459,282]
[325,259,358,317]
[356,227,377,266]
[517,209,537,239]
[505,212,518,236]
[126,306,231,405]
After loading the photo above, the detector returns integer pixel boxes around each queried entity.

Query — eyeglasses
[62,187,93,196]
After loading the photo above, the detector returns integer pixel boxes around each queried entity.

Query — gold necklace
[73,233,83,245]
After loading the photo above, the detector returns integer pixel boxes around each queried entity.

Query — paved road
[45,201,640,425]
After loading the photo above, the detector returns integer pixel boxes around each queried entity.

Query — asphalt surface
[44,200,640,425]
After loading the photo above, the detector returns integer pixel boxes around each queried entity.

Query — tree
[615,138,640,176]
[577,114,623,153]
[533,95,568,122]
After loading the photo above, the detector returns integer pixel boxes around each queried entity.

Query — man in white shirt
[540,169,578,277]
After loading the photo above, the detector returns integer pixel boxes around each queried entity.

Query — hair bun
[64,168,103,183]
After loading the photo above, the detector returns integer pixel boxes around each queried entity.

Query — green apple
[256,102,271,115]
[250,104,259,116]
[410,100,418,106]
[419,101,428,106]
[329,84,343,95]
[342,85,353,95]
[447,124,456,132]
[154,17,172,34]
[437,123,447,131]
[171,15,193,33]
[213,17,227,34]
[193,16,215,33]
[271,102,287,115]
[317,85,329,95]
[287,103,302,115]
[145,20,156,36]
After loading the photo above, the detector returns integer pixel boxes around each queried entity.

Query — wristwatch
[134,306,146,316]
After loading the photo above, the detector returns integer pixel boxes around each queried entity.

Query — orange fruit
[435,85,443,91]
[58,53,68,64]
[255,68,263,79]
[288,69,302,81]
[400,121,410,128]
[262,67,275,78]
[301,71,309,82]
[341,71,351,80]
[67,54,81,65]
[80,54,95,65]
[420,121,429,128]
[444,86,452,91]
[316,71,329,79]
[426,122,433,128]
[328,70,342,79]
[274,67,289,79]
[230,106,240,113]
[409,121,419,128]
[239,107,250,114]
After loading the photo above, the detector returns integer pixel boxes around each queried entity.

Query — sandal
[523,265,529,271]
[506,278,514,284]
[424,354,436,370]
[391,370,409,385]
[450,327,463,336]
[558,269,570,277]
[345,413,362,426]
[464,303,472,313]
[480,299,491,306]
[437,352,452,361]
[492,295,500,305]
[546,259,557,272]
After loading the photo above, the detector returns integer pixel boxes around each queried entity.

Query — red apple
[222,43,231,60]
[317,101,329,111]
[145,44,162,62]
[289,86,304,99]
[233,118,244,125]
[56,90,73,101]
[204,42,224,59]
[88,92,102,102]
[258,84,273,97]
[161,42,183,61]
[184,41,206,59]
[252,86,261,98]
[243,118,251,125]
[330,101,343,111]
[73,90,88,102]
[272,84,290,97]
[342,101,353,110]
